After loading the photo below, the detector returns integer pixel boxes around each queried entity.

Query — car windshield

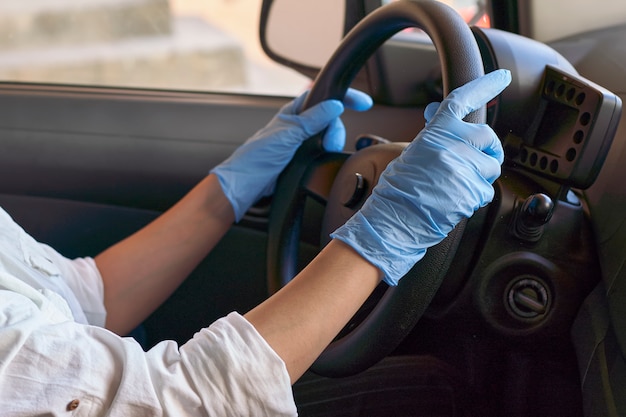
[0,0,487,96]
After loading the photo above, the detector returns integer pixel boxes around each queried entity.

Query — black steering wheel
[267,0,485,377]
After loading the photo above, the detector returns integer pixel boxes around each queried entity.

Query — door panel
[0,84,282,210]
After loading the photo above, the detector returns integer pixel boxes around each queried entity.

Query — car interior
[0,0,625,415]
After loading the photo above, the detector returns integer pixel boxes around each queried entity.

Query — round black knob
[514,193,554,241]
[520,193,554,228]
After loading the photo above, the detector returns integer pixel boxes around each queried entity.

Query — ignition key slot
[505,276,551,321]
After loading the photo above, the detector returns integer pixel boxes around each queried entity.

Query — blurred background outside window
[0,0,487,96]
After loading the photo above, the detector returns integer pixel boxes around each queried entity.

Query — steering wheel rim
[268,0,485,377]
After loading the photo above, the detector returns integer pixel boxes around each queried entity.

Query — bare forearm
[96,174,235,334]
[245,239,382,383]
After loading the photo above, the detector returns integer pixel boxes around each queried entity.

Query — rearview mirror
[260,0,347,74]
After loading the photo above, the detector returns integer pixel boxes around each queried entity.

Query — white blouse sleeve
[0,290,297,417]
[39,244,107,327]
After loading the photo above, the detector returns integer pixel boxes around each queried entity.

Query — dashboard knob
[513,193,554,242]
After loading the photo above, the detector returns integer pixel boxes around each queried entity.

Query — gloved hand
[331,69,512,285]
[211,88,373,221]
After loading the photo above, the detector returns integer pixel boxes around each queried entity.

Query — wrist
[331,212,426,286]
[205,174,237,224]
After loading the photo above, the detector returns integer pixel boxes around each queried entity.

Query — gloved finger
[480,131,504,166]
[444,136,502,184]
[424,102,440,123]
[292,88,371,114]
[322,117,347,152]
[455,122,505,165]
[297,100,345,137]
[472,148,503,184]
[438,69,511,121]
[343,88,373,112]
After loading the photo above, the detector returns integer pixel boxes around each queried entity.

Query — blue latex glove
[331,69,512,285]
[211,88,373,221]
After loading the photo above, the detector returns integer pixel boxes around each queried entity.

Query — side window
[0,0,310,96]
[0,0,489,96]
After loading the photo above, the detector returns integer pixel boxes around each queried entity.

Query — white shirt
[0,207,297,416]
